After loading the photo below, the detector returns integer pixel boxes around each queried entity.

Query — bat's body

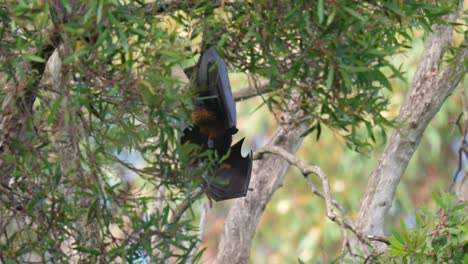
[182,47,252,201]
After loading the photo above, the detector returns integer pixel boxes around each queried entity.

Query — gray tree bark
[354,2,467,252]
[215,101,309,263]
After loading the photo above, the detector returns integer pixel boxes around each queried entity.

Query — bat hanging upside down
[181,47,252,201]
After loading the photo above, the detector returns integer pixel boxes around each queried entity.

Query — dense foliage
[0,0,463,263]
[372,192,467,264]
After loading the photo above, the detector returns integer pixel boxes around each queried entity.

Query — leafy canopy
[0,0,458,262]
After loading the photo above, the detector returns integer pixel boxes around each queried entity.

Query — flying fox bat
[181,47,252,201]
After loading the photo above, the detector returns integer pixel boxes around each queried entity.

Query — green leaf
[4,259,16,264]
[300,122,317,137]
[389,247,407,256]
[383,3,405,17]
[192,247,207,263]
[15,246,33,256]
[387,236,404,249]
[97,0,104,23]
[374,70,392,90]
[63,47,90,65]
[343,7,365,21]
[51,166,62,190]
[63,53,76,65]
[47,96,63,125]
[326,10,336,26]
[399,218,410,243]
[23,53,45,63]
[340,71,352,89]
[447,227,461,235]
[129,27,149,38]
[316,121,322,140]
[327,66,334,89]
[87,198,99,221]
[432,192,444,208]
[118,28,129,52]
[341,65,371,73]
[415,212,424,226]
[13,3,29,16]
[365,122,375,143]
[75,246,102,256]
[317,0,324,24]
[391,228,405,246]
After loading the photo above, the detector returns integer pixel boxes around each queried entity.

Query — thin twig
[168,187,204,225]
[145,0,238,15]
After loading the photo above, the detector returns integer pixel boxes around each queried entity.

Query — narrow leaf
[327,66,334,89]
[432,192,444,208]
[391,228,405,245]
[47,96,63,125]
[343,7,365,21]
[326,10,336,26]
[23,53,45,63]
[317,0,324,24]
[75,246,102,256]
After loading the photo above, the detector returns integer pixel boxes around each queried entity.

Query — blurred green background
[194,25,467,263]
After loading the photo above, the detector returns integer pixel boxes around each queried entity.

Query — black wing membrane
[205,139,253,201]
[182,47,253,201]
[197,47,237,134]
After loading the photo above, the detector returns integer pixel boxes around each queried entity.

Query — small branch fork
[254,146,389,257]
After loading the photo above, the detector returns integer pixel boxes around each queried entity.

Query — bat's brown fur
[191,107,225,138]
[219,163,232,169]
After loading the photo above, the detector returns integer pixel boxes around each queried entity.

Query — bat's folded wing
[205,138,253,201]
[198,47,237,134]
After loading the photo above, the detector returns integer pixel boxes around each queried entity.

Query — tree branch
[215,95,309,263]
[168,188,204,225]
[353,1,466,252]
[254,146,389,259]
[255,147,335,220]
[151,188,204,260]
[233,79,271,101]
[40,44,96,261]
